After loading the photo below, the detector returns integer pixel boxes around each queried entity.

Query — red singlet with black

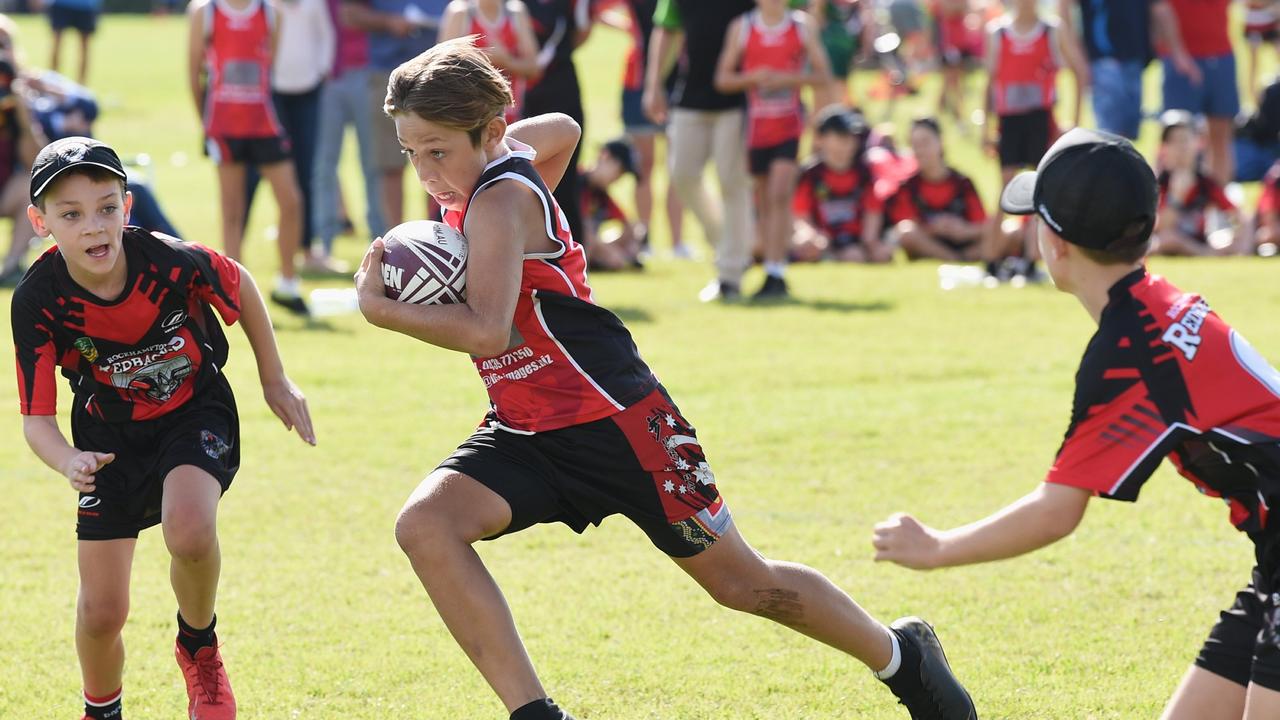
[467,1,525,123]
[442,141,658,432]
[202,0,283,139]
[13,228,242,423]
[992,19,1059,116]
[740,10,807,149]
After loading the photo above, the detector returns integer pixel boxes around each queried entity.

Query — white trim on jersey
[531,291,625,411]
[538,258,579,298]
[1106,421,1196,497]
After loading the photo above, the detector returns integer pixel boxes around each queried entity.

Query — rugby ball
[380,220,468,305]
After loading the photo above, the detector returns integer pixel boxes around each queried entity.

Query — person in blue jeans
[1234,79,1280,182]
[1161,0,1237,184]
[1057,0,1196,140]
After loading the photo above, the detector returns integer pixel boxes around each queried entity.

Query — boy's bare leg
[1206,117,1235,186]
[50,29,64,75]
[77,31,91,85]
[1161,666,1246,720]
[1245,683,1280,719]
[259,160,303,283]
[76,538,136,697]
[216,163,248,260]
[162,466,222,628]
[764,160,799,268]
[394,470,546,713]
[673,525,893,669]
[381,169,404,230]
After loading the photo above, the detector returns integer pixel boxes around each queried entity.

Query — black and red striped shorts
[437,385,733,557]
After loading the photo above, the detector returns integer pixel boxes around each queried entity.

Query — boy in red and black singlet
[888,117,989,262]
[11,138,314,720]
[715,0,830,299]
[439,0,539,123]
[1153,110,1244,256]
[875,128,1280,716]
[577,137,643,271]
[792,107,891,263]
[186,0,308,315]
[981,0,1084,280]
[1254,159,1280,255]
[354,39,976,720]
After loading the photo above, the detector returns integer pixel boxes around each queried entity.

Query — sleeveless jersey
[992,19,1058,116]
[12,228,242,423]
[741,10,807,148]
[202,0,284,139]
[467,2,525,123]
[442,142,657,432]
[1157,170,1236,243]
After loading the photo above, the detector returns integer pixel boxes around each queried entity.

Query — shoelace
[188,651,223,704]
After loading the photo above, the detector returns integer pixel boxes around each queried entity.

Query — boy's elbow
[468,330,509,358]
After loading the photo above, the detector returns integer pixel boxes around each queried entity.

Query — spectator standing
[1056,0,1195,140]
[522,0,591,249]
[187,0,309,314]
[439,0,539,123]
[808,0,871,111]
[0,58,44,286]
[340,0,447,228]
[314,0,384,258]
[644,0,755,302]
[46,0,100,85]
[888,117,990,262]
[715,0,831,299]
[244,0,337,273]
[1161,0,1236,184]
[1244,0,1279,100]
[1234,77,1280,181]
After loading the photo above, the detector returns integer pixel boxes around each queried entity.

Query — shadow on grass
[732,297,895,313]
[274,317,356,334]
[610,306,655,323]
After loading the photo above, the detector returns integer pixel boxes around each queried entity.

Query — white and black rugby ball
[380,220,468,305]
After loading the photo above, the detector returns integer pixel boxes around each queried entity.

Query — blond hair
[384,36,514,145]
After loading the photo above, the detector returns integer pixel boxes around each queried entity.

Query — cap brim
[999,171,1037,214]
[31,161,127,202]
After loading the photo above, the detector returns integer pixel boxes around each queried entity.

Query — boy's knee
[164,519,217,562]
[78,594,128,638]
[704,575,762,614]
[394,499,451,559]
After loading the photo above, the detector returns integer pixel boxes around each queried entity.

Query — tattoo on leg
[753,588,805,627]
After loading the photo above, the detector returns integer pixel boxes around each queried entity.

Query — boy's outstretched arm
[23,415,115,494]
[505,113,581,191]
[872,482,1092,569]
[235,262,316,445]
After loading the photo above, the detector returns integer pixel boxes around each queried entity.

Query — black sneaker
[270,289,311,316]
[698,279,741,303]
[882,617,977,720]
[752,274,789,301]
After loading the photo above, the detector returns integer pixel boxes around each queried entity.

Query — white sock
[873,630,902,680]
[764,261,786,279]
[275,275,301,296]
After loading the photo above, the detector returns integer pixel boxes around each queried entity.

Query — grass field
[1,12,1279,719]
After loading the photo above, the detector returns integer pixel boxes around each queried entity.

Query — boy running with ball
[874,128,1280,719]
[353,38,977,720]
[11,137,316,720]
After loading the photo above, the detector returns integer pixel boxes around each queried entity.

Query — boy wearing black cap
[579,138,643,271]
[873,128,1280,718]
[11,137,316,720]
[792,107,892,263]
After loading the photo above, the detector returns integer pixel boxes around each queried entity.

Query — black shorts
[204,135,292,166]
[749,138,800,176]
[437,386,734,558]
[49,5,99,34]
[998,109,1055,169]
[1195,564,1280,691]
[71,375,240,541]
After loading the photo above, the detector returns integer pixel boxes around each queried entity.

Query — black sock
[510,697,576,720]
[881,628,924,695]
[84,687,122,719]
[176,612,217,657]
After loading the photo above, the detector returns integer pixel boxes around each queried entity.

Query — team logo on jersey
[74,337,99,363]
[109,354,193,403]
[161,309,187,333]
[200,430,231,460]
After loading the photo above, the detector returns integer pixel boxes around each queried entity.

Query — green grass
[1,13,1279,720]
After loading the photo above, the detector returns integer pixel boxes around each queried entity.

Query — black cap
[601,138,638,178]
[815,106,869,136]
[1000,128,1157,252]
[30,136,127,204]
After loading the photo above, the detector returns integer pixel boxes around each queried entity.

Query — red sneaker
[175,641,236,719]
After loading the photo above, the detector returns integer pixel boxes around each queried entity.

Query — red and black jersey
[792,159,883,241]
[442,141,657,432]
[12,228,242,423]
[1158,170,1236,243]
[579,175,627,229]
[1260,160,1280,216]
[1046,269,1280,538]
[886,169,986,227]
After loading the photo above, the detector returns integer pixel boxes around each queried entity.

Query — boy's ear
[26,204,51,239]
[482,115,508,152]
[1046,229,1070,261]
[123,189,134,224]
